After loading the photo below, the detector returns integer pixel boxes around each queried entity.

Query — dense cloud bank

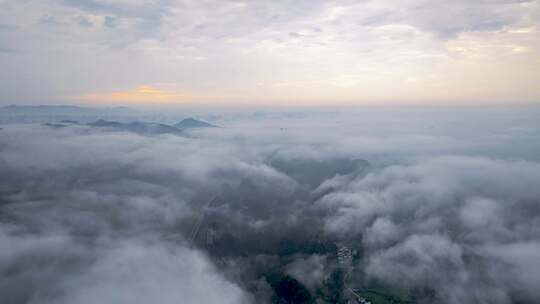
[1,107,540,303]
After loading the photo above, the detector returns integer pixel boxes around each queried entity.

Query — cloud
[52,241,251,304]
[62,0,170,32]
[318,155,540,303]
[0,47,17,53]
[482,242,540,300]
[1,1,539,104]
[388,0,536,38]
[284,254,329,291]
[1,107,540,303]
[77,85,191,103]
[0,24,18,31]
[0,124,268,303]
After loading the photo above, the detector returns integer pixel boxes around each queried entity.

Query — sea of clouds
[1,106,540,304]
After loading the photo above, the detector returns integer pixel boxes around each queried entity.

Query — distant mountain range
[0,105,221,135]
[42,117,220,136]
[88,119,184,135]
[174,118,218,129]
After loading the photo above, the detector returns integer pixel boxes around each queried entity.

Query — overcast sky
[0,0,539,106]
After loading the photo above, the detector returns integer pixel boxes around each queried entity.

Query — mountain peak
[174,118,218,129]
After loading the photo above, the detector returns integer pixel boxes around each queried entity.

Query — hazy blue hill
[88,119,183,135]
[174,118,219,129]
[88,119,124,128]
[42,122,69,128]
[0,105,138,124]
[59,119,80,124]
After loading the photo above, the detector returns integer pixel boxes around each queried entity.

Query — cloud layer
[1,0,539,104]
[1,106,540,303]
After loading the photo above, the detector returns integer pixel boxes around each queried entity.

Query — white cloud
[53,241,251,304]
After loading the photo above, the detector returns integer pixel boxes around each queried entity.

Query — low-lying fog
[1,106,540,304]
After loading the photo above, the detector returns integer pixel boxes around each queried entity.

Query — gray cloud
[52,241,251,304]
[0,47,16,53]
[1,1,539,104]
[317,155,540,303]
[393,0,536,38]
[0,24,18,31]
[1,106,540,303]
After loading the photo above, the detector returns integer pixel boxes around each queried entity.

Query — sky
[0,0,539,106]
